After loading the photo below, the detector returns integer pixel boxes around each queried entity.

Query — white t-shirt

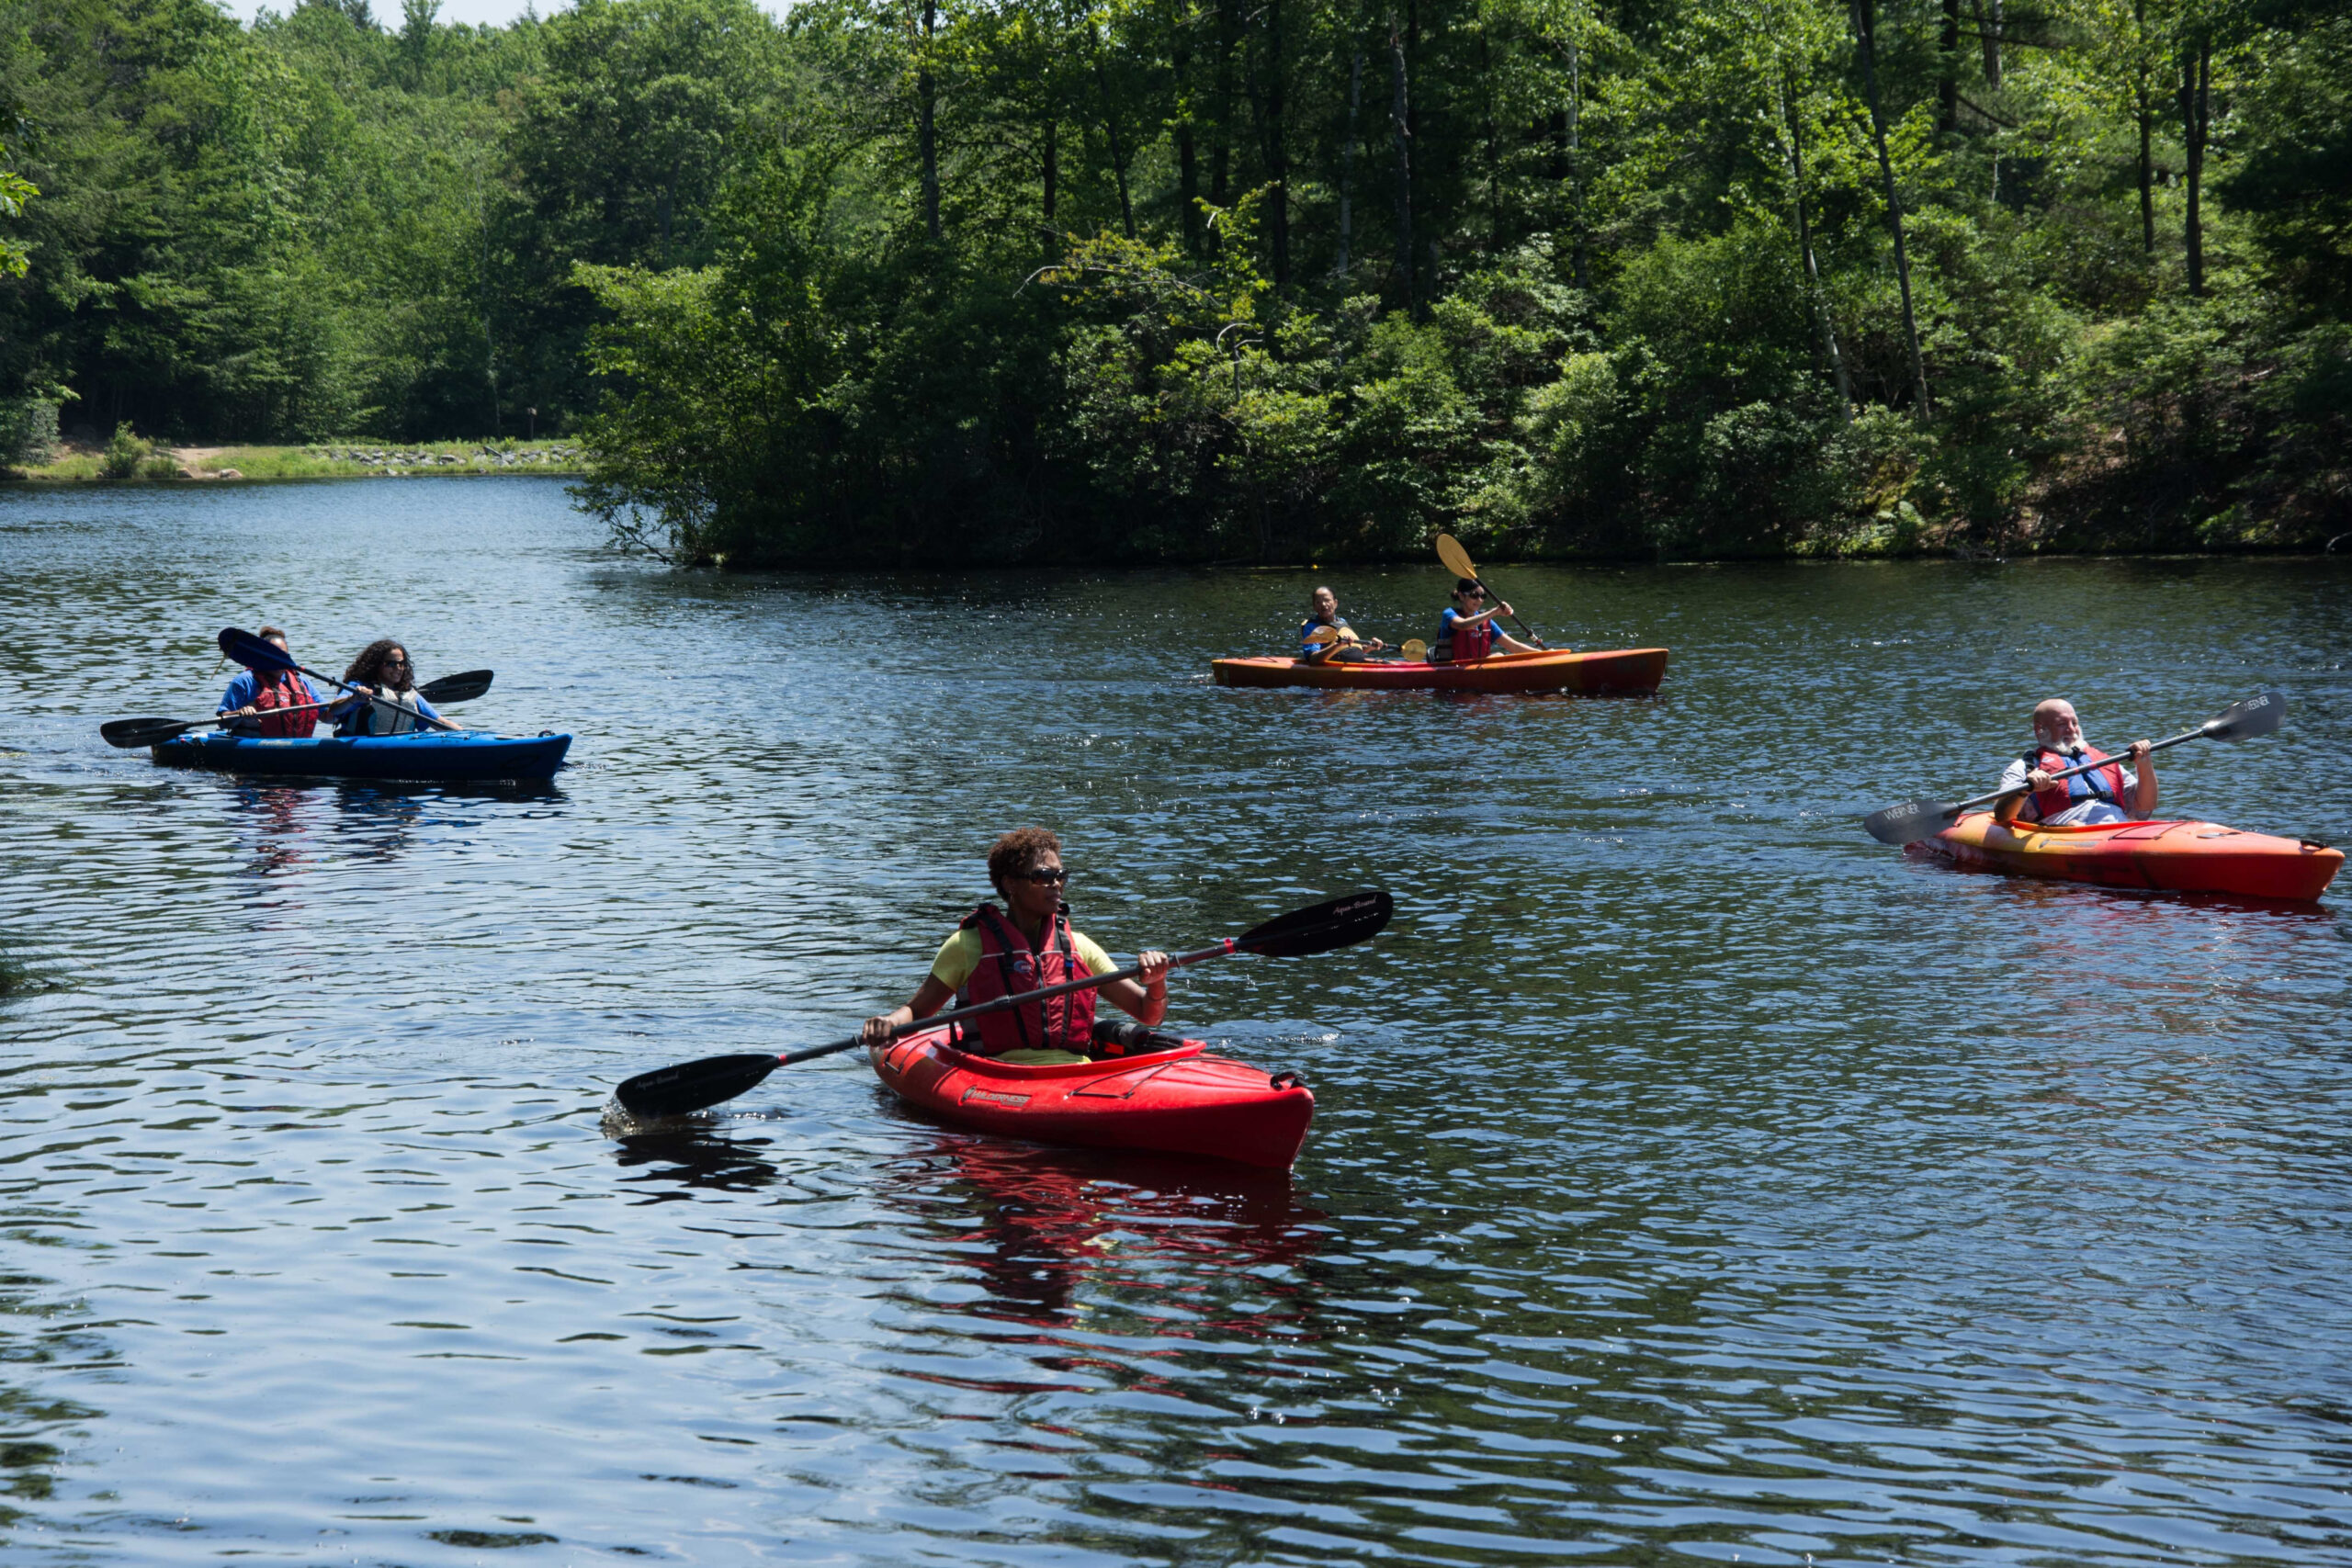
[1999,746,2138,826]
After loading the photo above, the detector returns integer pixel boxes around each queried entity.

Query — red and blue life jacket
[1434,611,1497,663]
[251,670,318,738]
[2018,743,2128,823]
[956,902,1098,1056]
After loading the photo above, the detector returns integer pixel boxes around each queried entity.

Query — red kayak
[868,1030,1315,1169]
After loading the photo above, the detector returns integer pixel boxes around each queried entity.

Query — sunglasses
[1018,866,1069,886]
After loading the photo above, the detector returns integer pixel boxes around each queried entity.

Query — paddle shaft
[780,938,1241,1067]
[1950,728,2188,817]
[273,661,459,732]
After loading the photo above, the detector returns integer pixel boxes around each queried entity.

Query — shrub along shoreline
[6,440,588,483]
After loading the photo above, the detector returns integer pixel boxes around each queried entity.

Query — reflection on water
[0,479,2348,1564]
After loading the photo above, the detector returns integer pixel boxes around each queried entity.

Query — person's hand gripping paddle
[1435,533,1547,649]
[101,669,493,748]
[1860,690,2289,847]
[610,890,1395,1120]
[1301,626,1428,662]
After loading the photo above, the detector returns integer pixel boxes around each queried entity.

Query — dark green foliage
[2,0,2346,555]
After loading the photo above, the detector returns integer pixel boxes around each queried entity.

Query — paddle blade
[1238,889,1393,957]
[1435,532,1480,581]
[1399,638,1428,661]
[101,716,198,748]
[1862,798,1960,847]
[219,626,298,672]
[2203,689,2287,742]
[420,670,493,704]
[614,1052,782,1119]
[1302,626,1340,646]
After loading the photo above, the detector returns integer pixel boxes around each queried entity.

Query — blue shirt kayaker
[1434,580,1539,662]
[1300,585,1387,664]
[217,626,326,736]
[1993,699,2156,827]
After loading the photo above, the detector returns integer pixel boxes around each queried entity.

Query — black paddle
[1860,690,2289,847]
[100,670,495,749]
[612,889,1396,1121]
[216,626,462,734]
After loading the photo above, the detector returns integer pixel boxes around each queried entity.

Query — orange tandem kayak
[1907,812,2342,901]
[869,1029,1316,1169]
[1211,646,1668,694]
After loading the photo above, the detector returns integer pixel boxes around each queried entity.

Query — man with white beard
[1993,699,2158,828]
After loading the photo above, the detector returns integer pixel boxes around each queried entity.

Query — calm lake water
[2,479,2349,1566]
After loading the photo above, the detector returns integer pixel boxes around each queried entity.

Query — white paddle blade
[2204,689,2287,742]
[1861,798,1960,847]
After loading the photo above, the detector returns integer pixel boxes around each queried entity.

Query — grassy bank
[6,439,587,482]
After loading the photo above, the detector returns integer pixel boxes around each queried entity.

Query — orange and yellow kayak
[1908,812,2342,901]
[1210,646,1668,694]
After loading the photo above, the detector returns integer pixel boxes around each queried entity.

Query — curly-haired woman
[859,828,1172,1065]
[328,638,451,736]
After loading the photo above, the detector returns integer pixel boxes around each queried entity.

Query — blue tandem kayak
[152,729,572,782]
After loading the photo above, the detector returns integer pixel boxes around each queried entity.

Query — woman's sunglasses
[1018,866,1069,886]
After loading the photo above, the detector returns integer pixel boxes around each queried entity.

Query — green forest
[1,0,2345,563]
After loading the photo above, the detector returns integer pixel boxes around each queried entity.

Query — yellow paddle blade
[1400,638,1429,661]
[1435,533,1477,581]
[1303,626,1340,646]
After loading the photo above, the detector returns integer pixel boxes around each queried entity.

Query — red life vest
[956,902,1098,1056]
[1436,610,1497,662]
[251,670,318,738]
[2019,743,2128,823]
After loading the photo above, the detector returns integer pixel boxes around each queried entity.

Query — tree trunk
[2136,92,2154,252]
[1483,27,1502,252]
[1096,47,1136,240]
[1335,48,1363,280]
[2180,35,2209,297]
[1209,0,1233,254]
[918,0,940,242]
[1939,0,1960,134]
[1175,34,1200,254]
[1782,66,1851,420]
[1042,116,1057,234]
[1853,0,1930,420]
[1261,0,1290,285]
[1973,0,2002,87]
[2133,0,2154,252]
[1565,21,1587,288]
[1390,16,1414,317]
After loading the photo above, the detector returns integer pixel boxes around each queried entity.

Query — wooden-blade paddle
[612,889,1396,1120]
[1435,533,1546,649]
[1860,690,2288,847]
